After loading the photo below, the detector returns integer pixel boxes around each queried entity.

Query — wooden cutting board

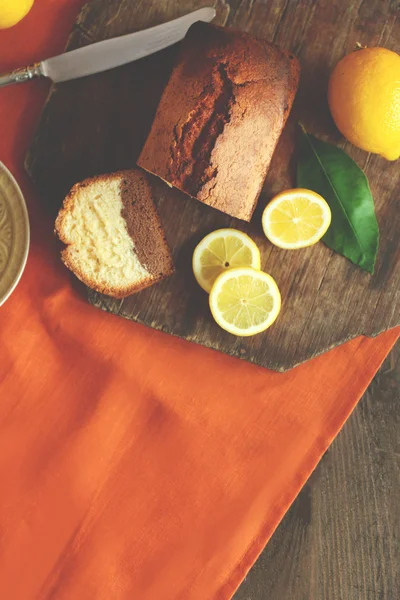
[25,0,399,371]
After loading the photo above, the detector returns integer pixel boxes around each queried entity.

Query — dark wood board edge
[87,288,394,372]
[25,15,94,179]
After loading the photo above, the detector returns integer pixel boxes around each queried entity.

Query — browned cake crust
[119,170,174,282]
[137,22,300,222]
[55,170,174,298]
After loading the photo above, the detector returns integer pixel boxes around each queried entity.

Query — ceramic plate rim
[0,161,30,307]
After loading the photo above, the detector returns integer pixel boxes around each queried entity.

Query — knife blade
[0,7,216,88]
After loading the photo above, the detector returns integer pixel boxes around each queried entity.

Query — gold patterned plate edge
[0,161,30,307]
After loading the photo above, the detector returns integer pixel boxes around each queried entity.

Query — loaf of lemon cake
[138,22,300,221]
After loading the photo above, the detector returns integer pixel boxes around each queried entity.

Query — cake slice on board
[55,169,174,298]
[138,22,300,221]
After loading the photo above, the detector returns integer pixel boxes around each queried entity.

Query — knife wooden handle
[0,63,43,88]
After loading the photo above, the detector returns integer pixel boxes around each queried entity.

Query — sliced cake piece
[55,169,174,298]
[138,22,300,222]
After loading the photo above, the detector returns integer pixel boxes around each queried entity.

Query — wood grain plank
[25,0,399,370]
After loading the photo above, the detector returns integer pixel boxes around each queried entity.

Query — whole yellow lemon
[328,47,400,160]
[0,0,34,29]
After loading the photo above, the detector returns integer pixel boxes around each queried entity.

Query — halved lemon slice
[209,267,281,336]
[262,189,331,249]
[193,229,261,293]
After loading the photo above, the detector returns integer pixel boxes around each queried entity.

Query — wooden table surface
[234,341,399,600]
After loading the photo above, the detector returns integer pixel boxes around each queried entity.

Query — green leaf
[297,127,379,274]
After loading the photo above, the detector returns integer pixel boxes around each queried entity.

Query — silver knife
[0,7,216,88]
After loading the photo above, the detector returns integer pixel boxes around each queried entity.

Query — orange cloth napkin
[0,2,398,598]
